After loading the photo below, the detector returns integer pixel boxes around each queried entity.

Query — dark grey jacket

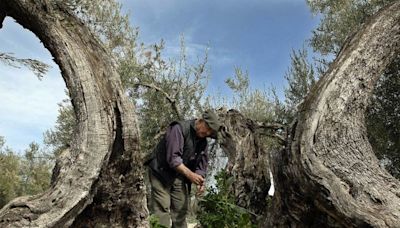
[146,120,207,186]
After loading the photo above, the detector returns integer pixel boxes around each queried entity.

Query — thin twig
[133,82,182,120]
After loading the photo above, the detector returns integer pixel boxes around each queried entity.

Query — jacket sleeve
[165,124,185,168]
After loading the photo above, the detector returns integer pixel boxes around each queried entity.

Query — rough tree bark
[216,2,400,227]
[267,2,400,227]
[1,0,399,227]
[0,1,148,227]
[217,109,283,218]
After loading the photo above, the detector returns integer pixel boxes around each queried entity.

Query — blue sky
[0,0,318,152]
[120,0,319,94]
[0,18,66,152]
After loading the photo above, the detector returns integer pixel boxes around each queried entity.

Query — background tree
[122,37,209,154]
[0,137,20,208]
[43,96,76,157]
[0,138,52,208]
[44,1,210,158]
[18,143,52,197]
[225,67,277,123]
[284,47,316,123]
[64,0,139,62]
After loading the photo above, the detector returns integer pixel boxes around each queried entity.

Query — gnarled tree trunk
[268,2,400,227]
[217,109,276,217]
[0,1,148,227]
[1,0,399,227]
[216,2,400,227]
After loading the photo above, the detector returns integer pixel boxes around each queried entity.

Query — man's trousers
[149,170,189,228]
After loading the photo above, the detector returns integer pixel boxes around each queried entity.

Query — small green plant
[197,170,257,228]
[149,215,168,228]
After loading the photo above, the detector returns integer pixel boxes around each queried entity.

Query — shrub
[197,170,257,228]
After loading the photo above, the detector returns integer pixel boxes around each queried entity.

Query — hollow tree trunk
[268,2,400,227]
[217,109,275,217]
[0,1,148,227]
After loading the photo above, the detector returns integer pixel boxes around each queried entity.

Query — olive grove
[0,0,399,227]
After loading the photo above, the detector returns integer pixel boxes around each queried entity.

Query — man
[146,110,222,228]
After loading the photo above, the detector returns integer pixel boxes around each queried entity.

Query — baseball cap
[202,109,222,137]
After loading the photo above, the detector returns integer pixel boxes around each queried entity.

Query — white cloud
[164,40,209,61]
[208,48,235,66]
[0,17,67,152]
[0,66,67,151]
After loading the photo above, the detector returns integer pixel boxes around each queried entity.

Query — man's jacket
[146,120,207,186]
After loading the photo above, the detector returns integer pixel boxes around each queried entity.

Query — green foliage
[366,57,400,178]
[284,48,315,108]
[149,215,168,228]
[197,170,257,228]
[64,0,139,61]
[225,67,276,123]
[45,1,211,159]
[43,96,76,157]
[0,52,50,79]
[122,36,210,154]
[18,142,52,196]
[306,0,397,73]
[283,47,316,123]
[0,137,21,207]
[0,137,52,208]
[307,0,396,56]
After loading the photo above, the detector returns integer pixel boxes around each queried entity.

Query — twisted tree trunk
[0,1,148,227]
[217,109,275,217]
[268,2,400,227]
[217,2,400,227]
[1,0,399,227]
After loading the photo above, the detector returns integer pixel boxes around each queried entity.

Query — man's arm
[165,125,184,168]
[194,145,209,195]
[165,124,204,185]
[175,164,204,186]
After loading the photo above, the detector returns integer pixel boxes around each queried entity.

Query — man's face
[196,120,214,138]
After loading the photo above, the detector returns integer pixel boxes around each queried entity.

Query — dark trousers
[149,170,189,228]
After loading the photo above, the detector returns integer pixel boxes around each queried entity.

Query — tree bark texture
[0,1,148,227]
[218,109,273,217]
[268,2,400,227]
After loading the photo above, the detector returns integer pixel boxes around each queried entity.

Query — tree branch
[254,121,285,131]
[0,52,51,78]
[253,121,286,145]
[133,82,182,120]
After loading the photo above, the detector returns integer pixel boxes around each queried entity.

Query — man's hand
[187,172,205,185]
[175,164,204,185]
[196,184,205,196]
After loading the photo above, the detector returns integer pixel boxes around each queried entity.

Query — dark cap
[202,109,222,134]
